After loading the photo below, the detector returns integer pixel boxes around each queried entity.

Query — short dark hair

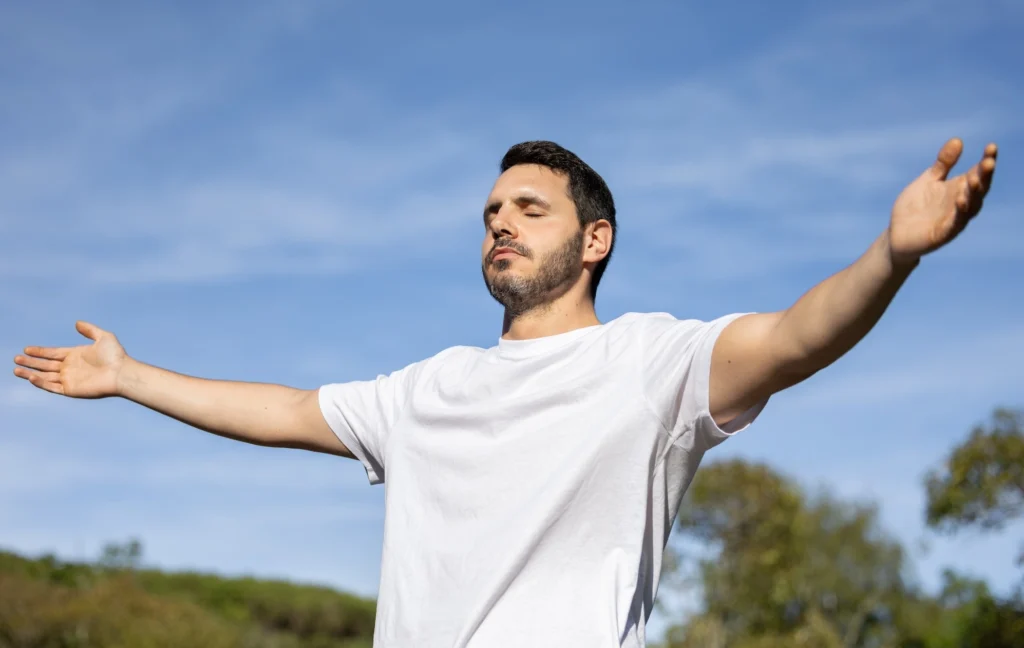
[500,141,616,301]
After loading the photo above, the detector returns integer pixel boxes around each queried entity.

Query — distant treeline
[2,408,1021,647]
[0,547,375,648]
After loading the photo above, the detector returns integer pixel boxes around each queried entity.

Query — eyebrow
[483,194,553,220]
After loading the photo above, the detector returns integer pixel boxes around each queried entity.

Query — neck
[501,288,600,340]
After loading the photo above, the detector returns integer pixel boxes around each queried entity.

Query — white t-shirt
[319,312,765,647]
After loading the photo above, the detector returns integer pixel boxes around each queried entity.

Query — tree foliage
[0,570,245,648]
[0,544,375,648]
[925,408,1024,535]
[661,457,1024,647]
[663,460,912,647]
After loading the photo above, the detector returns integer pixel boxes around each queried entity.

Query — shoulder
[602,311,706,341]
[407,344,486,375]
[430,344,487,362]
[606,311,704,327]
[607,312,755,358]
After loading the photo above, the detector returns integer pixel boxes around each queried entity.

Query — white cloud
[787,325,1024,410]
[0,441,99,494]
[0,383,53,408]
[0,439,369,494]
[616,118,990,199]
[577,2,1021,291]
[0,63,493,284]
[1,1,501,284]
[3,0,1020,290]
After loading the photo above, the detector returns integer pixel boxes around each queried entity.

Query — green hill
[0,547,376,648]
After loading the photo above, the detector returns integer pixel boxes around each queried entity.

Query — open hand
[12,321,127,399]
[889,138,998,265]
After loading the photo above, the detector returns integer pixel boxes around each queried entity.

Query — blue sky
[2,0,1022,637]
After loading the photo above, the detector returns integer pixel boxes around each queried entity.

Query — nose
[489,206,518,239]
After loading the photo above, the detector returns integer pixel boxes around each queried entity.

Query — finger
[978,142,998,193]
[956,191,970,214]
[76,321,105,342]
[30,375,65,395]
[22,346,71,361]
[13,354,61,372]
[957,180,985,224]
[931,138,964,180]
[966,179,986,220]
[967,164,982,193]
[13,366,63,391]
[962,143,998,218]
[964,191,984,221]
[952,192,978,234]
[953,177,971,214]
[13,366,59,381]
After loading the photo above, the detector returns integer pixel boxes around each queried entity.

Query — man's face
[481,164,584,316]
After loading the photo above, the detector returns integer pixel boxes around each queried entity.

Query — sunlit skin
[10,139,999,440]
[708,138,999,424]
[888,139,998,263]
[481,164,612,340]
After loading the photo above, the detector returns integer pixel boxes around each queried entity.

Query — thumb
[931,138,964,180]
[75,320,106,342]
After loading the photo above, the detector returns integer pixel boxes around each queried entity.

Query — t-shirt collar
[496,324,602,359]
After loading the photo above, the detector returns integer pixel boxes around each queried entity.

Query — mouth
[491,249,520,262]
[490,247,523,263]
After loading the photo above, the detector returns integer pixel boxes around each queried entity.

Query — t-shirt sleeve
[318,362,420,485]
[640,313,768,450]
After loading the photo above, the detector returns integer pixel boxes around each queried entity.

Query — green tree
[99,538,144,572]
[662,459,915,648]
[925,408,1024,560]
[909,570,1024,648]
[916,407,1024,646]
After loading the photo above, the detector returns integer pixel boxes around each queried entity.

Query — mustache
[487,239,532,263]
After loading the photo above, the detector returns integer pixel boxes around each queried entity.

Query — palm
[59,337,124,397]
[889,138,998,264]
[13,321,126,399]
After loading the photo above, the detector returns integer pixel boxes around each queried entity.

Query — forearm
[712,139,997,424]
[116,358,315,448]
[775,229,918,377]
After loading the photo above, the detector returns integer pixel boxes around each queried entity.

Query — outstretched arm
[12,321,351,457]
[709,139,998,425]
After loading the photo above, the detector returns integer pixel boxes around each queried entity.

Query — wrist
[882,228,921,273]
[115,356,141,398]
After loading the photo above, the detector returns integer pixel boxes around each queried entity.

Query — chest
[382,352,668,519]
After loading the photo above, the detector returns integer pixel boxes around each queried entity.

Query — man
[12,138,998,646]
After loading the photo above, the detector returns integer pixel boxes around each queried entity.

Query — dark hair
[500,141,616,301]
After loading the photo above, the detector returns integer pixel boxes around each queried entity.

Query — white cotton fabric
[319,312,766,647]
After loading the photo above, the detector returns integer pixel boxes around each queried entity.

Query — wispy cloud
[1,83,492,284]
[0,1,497,285]
[3,0,1020,289]
[786,325,1024,410]
[0,383,53,409]
[0,439,369,494]
[2,0,1022,629]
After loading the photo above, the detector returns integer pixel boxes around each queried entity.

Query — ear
[583,220,613,264]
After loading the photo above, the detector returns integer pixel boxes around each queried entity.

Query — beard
[482,230,584,317]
